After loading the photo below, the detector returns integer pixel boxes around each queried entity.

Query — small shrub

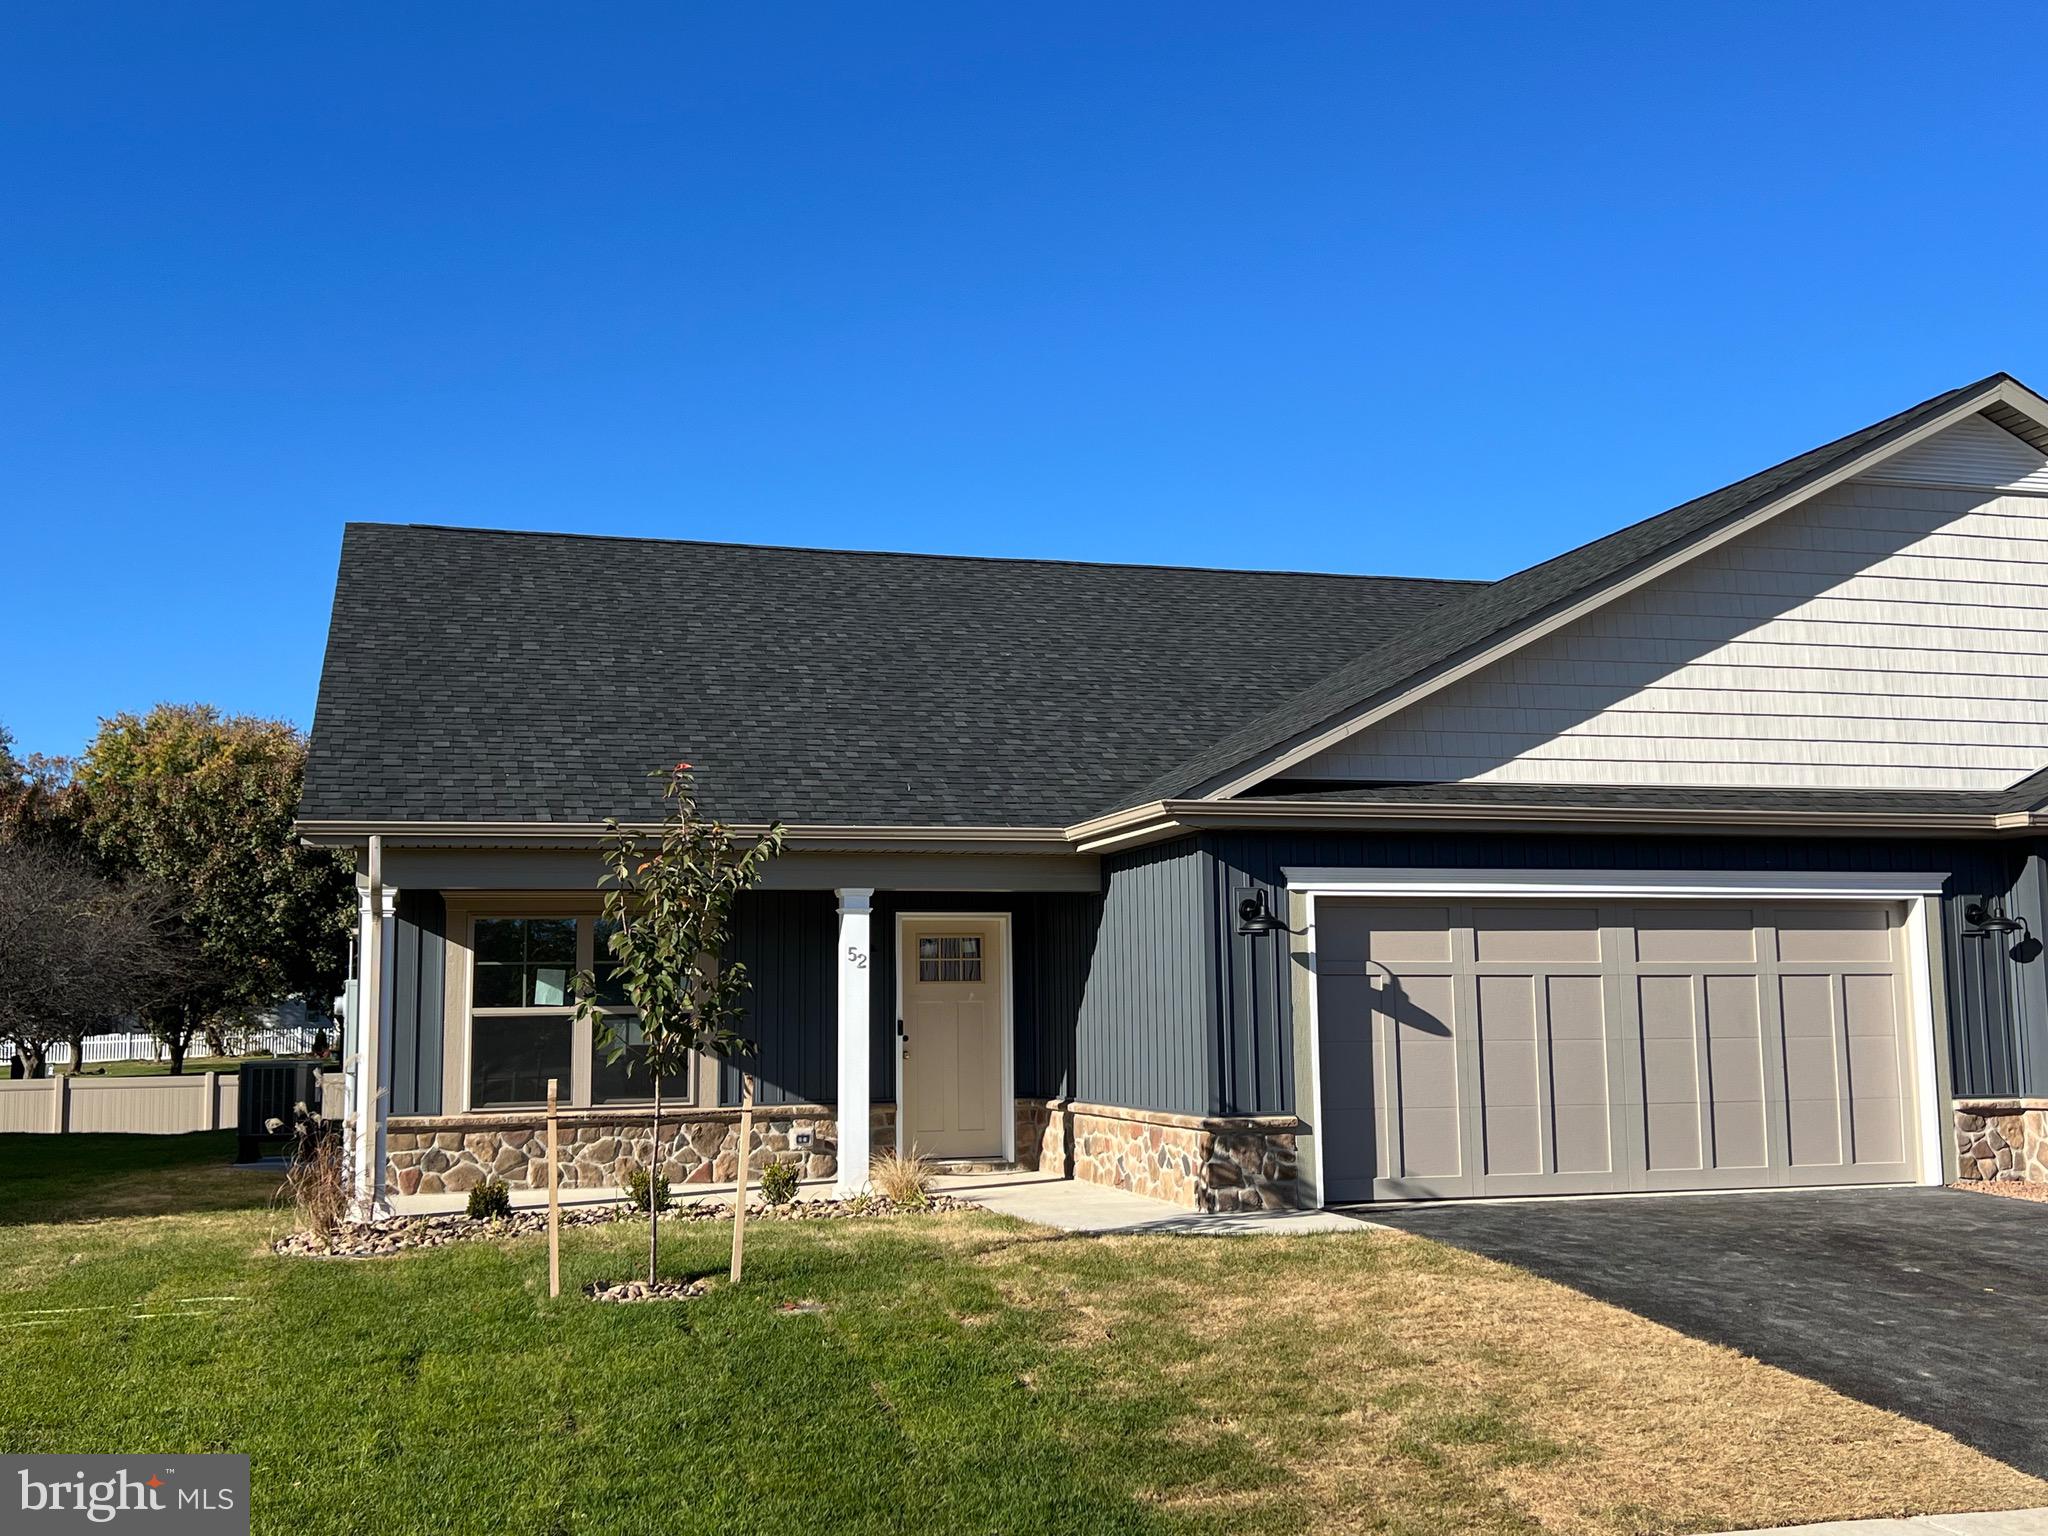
[758,1159,799,1205]
[869,1147,934,1207]
[274,1104,345,1236]
[466,1178,513,1222]
[310,1028,331,1059]
[620,1164,672,1214]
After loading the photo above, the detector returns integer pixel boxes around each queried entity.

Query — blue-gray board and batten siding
[388,890,446,1117]
[862,872,1204,1118]
[386,890,846,1116]
[376,830,2048,1124]
[379,886,1131,1116]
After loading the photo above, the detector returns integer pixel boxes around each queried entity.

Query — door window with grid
[917,935,983,983]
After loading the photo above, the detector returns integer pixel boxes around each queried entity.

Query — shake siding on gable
[1289,418,2048,792]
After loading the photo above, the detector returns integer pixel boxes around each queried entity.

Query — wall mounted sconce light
[1235,889,1305,938]
[1963,897,2042,962]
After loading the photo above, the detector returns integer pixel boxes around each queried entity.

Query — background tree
[72,705,354,1072]
[0,837,182,1077]
[573,763,784,1285]
[0,723,87,849]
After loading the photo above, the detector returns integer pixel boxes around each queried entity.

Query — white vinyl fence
[0,1002,330,1070]
[0,1026,328,1070]
[0,1070,345,1135]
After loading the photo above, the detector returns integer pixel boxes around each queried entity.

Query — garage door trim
[1286,867,1948,1208]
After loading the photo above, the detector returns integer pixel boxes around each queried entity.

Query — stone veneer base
[1016,1098,1302,1212]
[392,1096,1301,1209]
[388,1104,900,1197]
[1954,1098,2048,1183]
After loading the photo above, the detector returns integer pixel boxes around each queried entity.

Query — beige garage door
[1315,900,1921,1202]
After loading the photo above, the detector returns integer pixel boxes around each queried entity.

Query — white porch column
[834,888,875,1197]
[350,837,396,1221]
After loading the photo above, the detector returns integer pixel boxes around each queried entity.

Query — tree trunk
[166,1029,188,1075]
[63,1028,88,1075]
[16,1040,48,1079]
[648,1073,662,1284]
[204,1021,227,1059]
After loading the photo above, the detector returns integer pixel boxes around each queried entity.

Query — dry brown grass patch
[976,1227,2045,1536]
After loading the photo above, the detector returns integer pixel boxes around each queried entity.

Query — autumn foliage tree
[72,705,354,1072]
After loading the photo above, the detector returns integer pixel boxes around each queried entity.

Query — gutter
[1066,798,2044,854]
[299,800,2048,862]
[295,819,1075,857]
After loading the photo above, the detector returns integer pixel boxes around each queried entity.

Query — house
[302,372,2048,1216]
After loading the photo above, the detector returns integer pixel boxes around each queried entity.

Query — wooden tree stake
[730,1070,755,1283]
[546,1077,561,1299]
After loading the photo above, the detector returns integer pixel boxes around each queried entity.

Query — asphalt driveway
[1365,1187,2048,1477]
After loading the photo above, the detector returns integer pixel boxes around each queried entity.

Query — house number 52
[846,945,868,969]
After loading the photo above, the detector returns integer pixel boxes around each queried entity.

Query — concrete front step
[926,1157,1023,1176]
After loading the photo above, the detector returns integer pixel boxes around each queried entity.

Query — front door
[899,917,1005,1159]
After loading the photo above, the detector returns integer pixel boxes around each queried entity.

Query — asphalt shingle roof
[301,527,1479,827]
[304,376,2047,833]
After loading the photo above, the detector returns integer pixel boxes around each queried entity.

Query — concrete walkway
[1700,1512,2048,1534]
[395,1168,1373,1233]
[930,1169,1370,1234]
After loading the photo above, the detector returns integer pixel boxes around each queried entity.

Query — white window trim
[1283,867,1946,899]
[1288,867,1949,1209]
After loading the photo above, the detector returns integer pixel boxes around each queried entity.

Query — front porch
[343,848,1311,1220]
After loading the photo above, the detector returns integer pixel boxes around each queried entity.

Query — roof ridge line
[344,521,1492,587]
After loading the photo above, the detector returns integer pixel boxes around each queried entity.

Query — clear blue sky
[7,4,2046,760]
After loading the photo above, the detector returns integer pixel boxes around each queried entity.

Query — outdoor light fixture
[1964,899,2029,936]
[1235,889,1304,938]
[1963,898,2042,963]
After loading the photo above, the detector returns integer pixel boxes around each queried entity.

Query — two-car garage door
[1315,900,1925,1202]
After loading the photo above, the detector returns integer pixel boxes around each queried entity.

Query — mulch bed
[272,1193,979,1258]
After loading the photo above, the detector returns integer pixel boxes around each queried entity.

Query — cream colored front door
[899,917,1005,1159]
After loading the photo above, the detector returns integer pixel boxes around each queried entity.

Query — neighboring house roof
[1113,373,2039,810]
[301,526,1478,828]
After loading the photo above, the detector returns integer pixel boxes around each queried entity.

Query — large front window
[470,917,577,1107]
[465,912,681,1110]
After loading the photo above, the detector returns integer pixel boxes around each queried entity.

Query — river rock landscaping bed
[584,1277,714,1304]
[272,1193,979,1258]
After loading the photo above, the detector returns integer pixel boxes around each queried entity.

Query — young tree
[573,763,784,1285]
[72,705,355,1072]
[0,837,181,1077]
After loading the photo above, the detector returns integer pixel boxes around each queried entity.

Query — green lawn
[0,1134,2037,1536]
